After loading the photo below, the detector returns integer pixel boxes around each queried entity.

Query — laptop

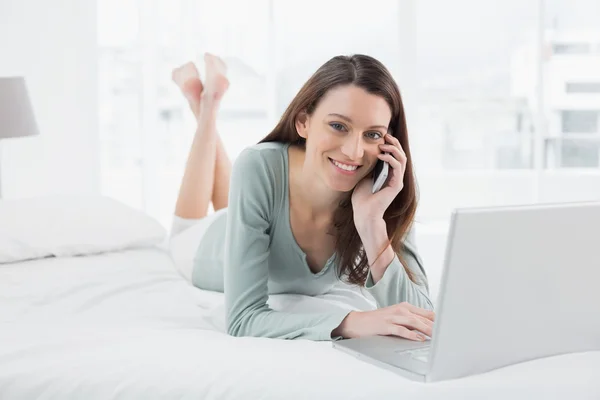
[333,201,600,382]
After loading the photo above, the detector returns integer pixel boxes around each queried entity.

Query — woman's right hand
[333,302,435,341]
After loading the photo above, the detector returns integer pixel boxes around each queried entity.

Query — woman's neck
[288,145,346,221]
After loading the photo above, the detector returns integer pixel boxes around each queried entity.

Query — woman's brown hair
[259,54,418,285]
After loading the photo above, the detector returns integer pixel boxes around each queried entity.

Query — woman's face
[296,84,392,193]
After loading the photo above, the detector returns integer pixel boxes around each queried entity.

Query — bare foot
[202,53,229,105]
[171,62,203,118]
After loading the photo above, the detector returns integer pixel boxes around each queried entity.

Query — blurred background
[97,0,600,226]
[1,0,599,291]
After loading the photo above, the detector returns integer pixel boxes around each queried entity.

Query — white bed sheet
[1,248,598,400]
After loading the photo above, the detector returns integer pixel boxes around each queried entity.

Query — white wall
[0,0,99,198]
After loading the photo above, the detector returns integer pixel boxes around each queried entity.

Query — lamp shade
[0,77,39,139]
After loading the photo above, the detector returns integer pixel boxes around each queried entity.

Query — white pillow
[0,195,167,264]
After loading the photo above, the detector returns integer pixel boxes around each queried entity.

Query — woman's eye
[330,123,345,131]
[367,131,383,140]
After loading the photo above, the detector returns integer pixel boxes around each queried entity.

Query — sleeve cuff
[365,255,405,291]
[321,309,353,341]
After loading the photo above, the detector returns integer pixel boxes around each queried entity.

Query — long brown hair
[259,54,419,285]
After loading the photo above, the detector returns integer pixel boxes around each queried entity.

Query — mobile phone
[372,155,389,193]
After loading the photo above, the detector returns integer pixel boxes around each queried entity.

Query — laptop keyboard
[395,347,431,362]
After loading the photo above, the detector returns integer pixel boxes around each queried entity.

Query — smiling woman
[259,57,418,288]
[169,53,434,343]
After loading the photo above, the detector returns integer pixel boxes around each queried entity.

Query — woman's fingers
[390,315,433,337]
[414,314,434,332]
[386,324,427,342]
[384,134,406,157]
[384,132,400,145]
[397,302,436,322]
[379,143,406,164]
[377,152,403,170]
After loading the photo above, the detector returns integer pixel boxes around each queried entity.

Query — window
[565,82,600,94]
[552,43,590,55]
[98,0,143,211]
[559,141,599,168]
[271,0,404,116]
[98,0,600,231]
[541,0,600,170]
[414,0,538,172]
[549,110,600,168]
[562,110,599,134]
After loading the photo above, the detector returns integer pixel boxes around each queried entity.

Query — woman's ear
[295,111,309,139]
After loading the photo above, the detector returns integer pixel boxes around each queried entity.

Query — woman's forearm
[356,219,395,283]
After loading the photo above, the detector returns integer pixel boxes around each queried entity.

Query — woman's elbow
[226,307,270,338]
[226,314,244,337]
[226,309,255,338]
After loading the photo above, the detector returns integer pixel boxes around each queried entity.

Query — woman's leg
[171,53,230,219]
[212,136,231,211]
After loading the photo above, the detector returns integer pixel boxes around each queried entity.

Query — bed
[1,196,598,399]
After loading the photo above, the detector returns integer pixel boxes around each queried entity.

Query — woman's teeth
[331,159,358,171]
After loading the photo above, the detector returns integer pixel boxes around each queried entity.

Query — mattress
[1,248,598,399]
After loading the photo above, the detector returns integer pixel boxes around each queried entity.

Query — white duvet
[1,248,598,400]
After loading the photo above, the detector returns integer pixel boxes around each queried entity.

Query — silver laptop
[333,202,600,382]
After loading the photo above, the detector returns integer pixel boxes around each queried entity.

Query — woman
[170,53,435,342]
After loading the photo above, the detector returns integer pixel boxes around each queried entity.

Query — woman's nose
[341,135,364,160]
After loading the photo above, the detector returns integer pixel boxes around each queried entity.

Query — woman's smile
[329,157,362,175]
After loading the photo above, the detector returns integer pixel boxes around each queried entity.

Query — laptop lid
[428,202,600,381]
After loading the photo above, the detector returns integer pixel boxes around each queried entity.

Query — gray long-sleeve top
[190,141,433,341]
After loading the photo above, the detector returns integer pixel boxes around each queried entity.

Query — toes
[201,53,229,104]
[172,62,201,87]
[204,53,228,76]
[212,55,227,73]
[203,52,214,65]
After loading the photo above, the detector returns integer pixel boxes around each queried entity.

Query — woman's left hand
[351,133,407,229]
